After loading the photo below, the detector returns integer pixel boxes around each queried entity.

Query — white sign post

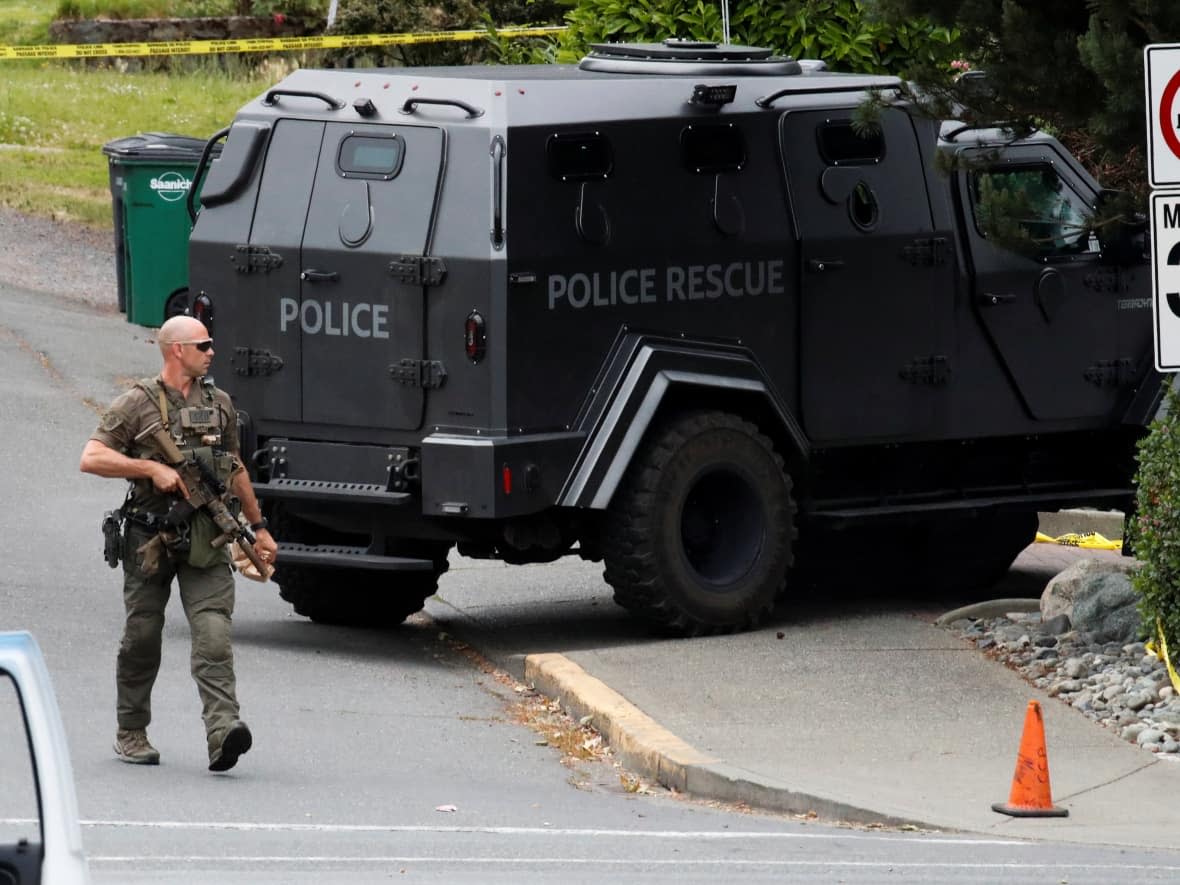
[1144,44,1180,369]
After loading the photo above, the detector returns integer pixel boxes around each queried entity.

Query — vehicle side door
[957,144,1151,421]
[782,107,956,442]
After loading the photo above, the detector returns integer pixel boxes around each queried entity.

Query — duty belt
[125,510,168,531]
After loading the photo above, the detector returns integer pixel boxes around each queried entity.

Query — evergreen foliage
[873,1,1180,194]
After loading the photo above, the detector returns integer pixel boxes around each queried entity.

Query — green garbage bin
[102,133,218,328]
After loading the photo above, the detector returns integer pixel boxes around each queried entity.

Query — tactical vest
[134,377,238,568]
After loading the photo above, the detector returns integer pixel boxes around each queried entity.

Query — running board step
[812,488,1132,522]
[277,543,435,571]
[254,478,412,507]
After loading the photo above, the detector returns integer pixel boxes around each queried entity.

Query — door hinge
[1084,358,1133,387]
[901,237,948,267]
[389,358,448,389]
[232,245,284,274]
[899,355,951,386]
[232,347,285,377]
[389,255,447,287]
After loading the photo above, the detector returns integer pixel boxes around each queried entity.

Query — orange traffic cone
[992,700,1068,817]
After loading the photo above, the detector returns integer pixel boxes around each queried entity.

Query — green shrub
[558,0,960,76]
[1132,381,1180,651]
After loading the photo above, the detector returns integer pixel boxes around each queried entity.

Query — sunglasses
[175,338,214,352]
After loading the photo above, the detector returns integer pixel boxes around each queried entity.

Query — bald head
[158,316,209,356]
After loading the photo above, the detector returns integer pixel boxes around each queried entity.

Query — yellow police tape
[1034,530,1123,551]
[1146,621,1180,694]
[0,25,567,61]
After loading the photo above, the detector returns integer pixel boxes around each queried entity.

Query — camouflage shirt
[90,375,240,514]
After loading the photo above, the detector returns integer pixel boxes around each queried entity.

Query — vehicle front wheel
[602,410,796,636]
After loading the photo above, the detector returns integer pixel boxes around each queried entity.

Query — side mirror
[1094,189,1147,266]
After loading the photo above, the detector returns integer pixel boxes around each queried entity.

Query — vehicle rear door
[298,123,445,430]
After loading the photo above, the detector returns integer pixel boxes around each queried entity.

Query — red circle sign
[1161,69,1180,160]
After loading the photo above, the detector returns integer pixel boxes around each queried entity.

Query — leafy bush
[1132,382,1180,652]
[558,0,960,75]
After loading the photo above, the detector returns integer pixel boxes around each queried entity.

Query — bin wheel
[164,289,190,319]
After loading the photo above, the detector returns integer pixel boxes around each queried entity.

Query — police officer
[80,316,278,772]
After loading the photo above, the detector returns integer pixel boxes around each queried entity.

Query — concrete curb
[524,652,935,829]
[1037,509,1125,540]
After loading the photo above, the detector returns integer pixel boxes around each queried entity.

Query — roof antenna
[720,0,731,45]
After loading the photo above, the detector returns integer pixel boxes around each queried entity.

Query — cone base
[991,801,1068,818]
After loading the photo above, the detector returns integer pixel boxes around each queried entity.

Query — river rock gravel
[944,612,1180,757]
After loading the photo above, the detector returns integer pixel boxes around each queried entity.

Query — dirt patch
[0,206,117,310]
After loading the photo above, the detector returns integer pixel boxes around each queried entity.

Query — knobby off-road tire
[913,509,1039,593]
[272,510,450,627]
[275,557,450,627]
[603,411,796,636]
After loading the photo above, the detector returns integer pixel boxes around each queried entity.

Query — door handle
[979,292,1016,306]
[807,258,845,273]
[301,269,339,282]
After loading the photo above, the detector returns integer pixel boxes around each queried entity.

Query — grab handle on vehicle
[262,89,345,110]
[187,126,230,225]
[400,97,485,119]
[807,258,845,273]
[301,269,339,283]
[979,292,1017,306]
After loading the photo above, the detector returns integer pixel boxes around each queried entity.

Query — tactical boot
[208,720,252,772]
[114,728,160,765]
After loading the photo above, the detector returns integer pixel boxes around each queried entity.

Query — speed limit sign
[1146,44,1180,188]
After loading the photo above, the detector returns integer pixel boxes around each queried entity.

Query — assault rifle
[134,421,268,576]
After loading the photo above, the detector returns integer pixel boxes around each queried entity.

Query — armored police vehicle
[188,40,1161,635]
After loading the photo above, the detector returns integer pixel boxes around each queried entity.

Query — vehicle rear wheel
[603,410,796,636]
[271,509,450,627]
[276,560,449,627]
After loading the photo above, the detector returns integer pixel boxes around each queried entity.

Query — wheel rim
[679,467,765,590]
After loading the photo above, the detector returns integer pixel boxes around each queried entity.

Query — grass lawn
[0,62,278,228]
[0,0,52,44]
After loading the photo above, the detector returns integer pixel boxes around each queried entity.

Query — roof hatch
[579,39,802,76]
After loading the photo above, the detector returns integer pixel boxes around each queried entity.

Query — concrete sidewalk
[432,510,1180,850]
[526,595,1180,849]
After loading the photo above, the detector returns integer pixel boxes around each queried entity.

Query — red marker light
[502,464,513,495]
[465,310,487,362]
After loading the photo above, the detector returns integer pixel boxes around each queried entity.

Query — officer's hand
[150,463,189,498]
[254,528,278,564]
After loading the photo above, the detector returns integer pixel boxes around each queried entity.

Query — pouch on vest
[186,510,230,569]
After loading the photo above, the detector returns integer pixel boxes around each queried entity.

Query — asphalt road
[2,272,1179,882]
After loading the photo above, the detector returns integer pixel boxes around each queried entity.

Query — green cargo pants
[118,524,239,755]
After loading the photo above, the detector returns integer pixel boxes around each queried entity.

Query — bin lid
[101,132,220,163]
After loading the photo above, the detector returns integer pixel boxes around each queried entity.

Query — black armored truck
[188,41,1163,635]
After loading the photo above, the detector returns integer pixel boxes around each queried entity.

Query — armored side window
[681,124,746,174]
[970,165,1097,258]
[817,121,885,166]
[547,132,613,181]
[336,133,405,181]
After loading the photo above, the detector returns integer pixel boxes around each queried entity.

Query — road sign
[1145,45,1180,188]
[1151,192,1180,370]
